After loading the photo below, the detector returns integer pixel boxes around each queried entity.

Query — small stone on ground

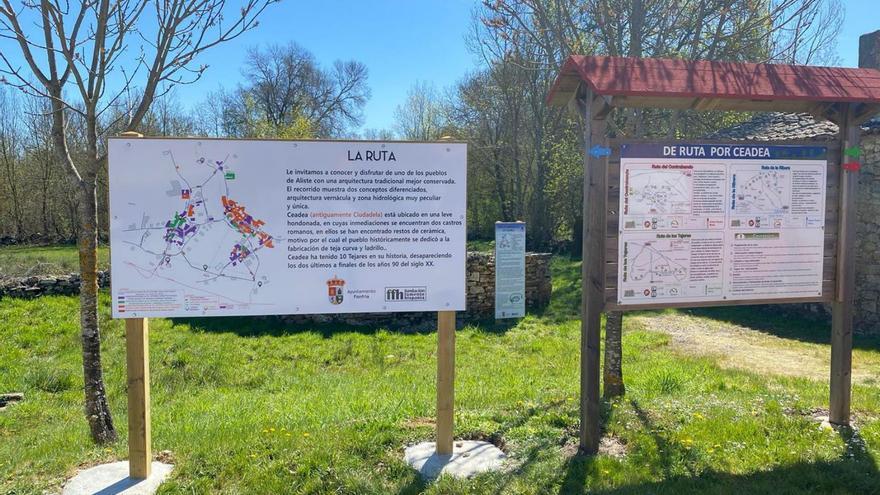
[62,461,173,495]
[404,441,506,479]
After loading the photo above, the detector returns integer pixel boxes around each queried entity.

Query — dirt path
[631,312,880,385]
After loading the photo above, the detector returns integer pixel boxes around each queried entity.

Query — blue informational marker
[589,145,612,158]
[495,222,526,319]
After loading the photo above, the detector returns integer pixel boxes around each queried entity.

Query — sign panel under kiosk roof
[108,138,467,318]
[616,142,827,306]
[622,143,828,160]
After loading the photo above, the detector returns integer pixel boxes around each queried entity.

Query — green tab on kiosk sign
[844,146,860,158]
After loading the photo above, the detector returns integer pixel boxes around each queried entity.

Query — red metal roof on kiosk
[547,55,880,110]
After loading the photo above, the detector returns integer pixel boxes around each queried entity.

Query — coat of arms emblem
[327,276,345,305]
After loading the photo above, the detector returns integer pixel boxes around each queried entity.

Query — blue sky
[837,0,876,67]
[1,0,876,133]
[187,0,478,133]
[186,0,879,132]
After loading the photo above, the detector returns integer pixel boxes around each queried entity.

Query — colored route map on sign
[115,147,276,315]
[616,143,826,306]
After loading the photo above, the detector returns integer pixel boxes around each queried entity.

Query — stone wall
[464,252,553,314]
[0,252,553,328]
[0,271,110,298]
[854,134,880,333]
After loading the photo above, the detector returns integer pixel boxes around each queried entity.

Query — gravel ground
[632,312,880,385]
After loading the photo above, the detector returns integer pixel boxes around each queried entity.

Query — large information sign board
[495,222,526,319]
[617,143,827,306]
[109,138,467,318]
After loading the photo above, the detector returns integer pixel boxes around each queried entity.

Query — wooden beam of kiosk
[436,311,456,454]
[830,103,859,426]
[579,89,608,455]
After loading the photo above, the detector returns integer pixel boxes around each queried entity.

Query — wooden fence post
[436,310,456,455]
[830,104,859,425]
[118,131,151,478]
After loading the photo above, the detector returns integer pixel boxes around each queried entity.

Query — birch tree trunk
[76,177,117,443]
[49,87,117,442]
[1,0,272,445]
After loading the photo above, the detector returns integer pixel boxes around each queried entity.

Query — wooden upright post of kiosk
[830,104,860,426]
[119,131,152,478]
[577,89,609,455]
[436,310,456,454]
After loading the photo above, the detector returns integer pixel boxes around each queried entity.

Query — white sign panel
[617,143,827,305]
[109,138,467,318]
[495,222,526,319]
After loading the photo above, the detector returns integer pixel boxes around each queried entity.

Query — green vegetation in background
[466,240,494,253]
[1,257,879,494]
[0,245,110,279]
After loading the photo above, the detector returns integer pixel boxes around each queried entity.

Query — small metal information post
[495,221,526,319]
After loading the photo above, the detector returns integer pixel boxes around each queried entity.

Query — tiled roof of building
[711,112,880,140]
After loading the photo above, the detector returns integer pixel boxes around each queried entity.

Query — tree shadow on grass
[392,397,583,495]
[169,313,522,339]
[170,315,389,338]
[559,398,880,495]
[395,473,427,495]
[683,305,880,351]
[484,398,616,495]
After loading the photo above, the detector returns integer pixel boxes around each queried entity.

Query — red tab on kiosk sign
[843,161,860,171]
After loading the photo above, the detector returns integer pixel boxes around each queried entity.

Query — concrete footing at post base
[404,440,506,479]
[62,461,173,495]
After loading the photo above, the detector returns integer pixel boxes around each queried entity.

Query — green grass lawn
[0,244,110,279]
[2,257,880,494]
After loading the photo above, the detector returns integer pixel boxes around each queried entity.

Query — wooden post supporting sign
[830,104,860,426]
[578,90,609,454]
[436,310,456,454]
[125,317,152,478]
[118,131,152,478]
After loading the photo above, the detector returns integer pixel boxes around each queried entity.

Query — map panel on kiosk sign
[616,143,827,306]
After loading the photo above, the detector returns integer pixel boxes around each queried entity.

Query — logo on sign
[385,286,427,302]
[327,276,345,305]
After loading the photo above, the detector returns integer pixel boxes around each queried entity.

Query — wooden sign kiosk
[547,56,880,454]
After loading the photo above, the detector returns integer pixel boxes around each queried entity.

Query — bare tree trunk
[572,214,583,258]
[2,160,23,236]
[77,178,117,443]
[41,154,51,235]
[603,311,625,398]
[0,141,24,237]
